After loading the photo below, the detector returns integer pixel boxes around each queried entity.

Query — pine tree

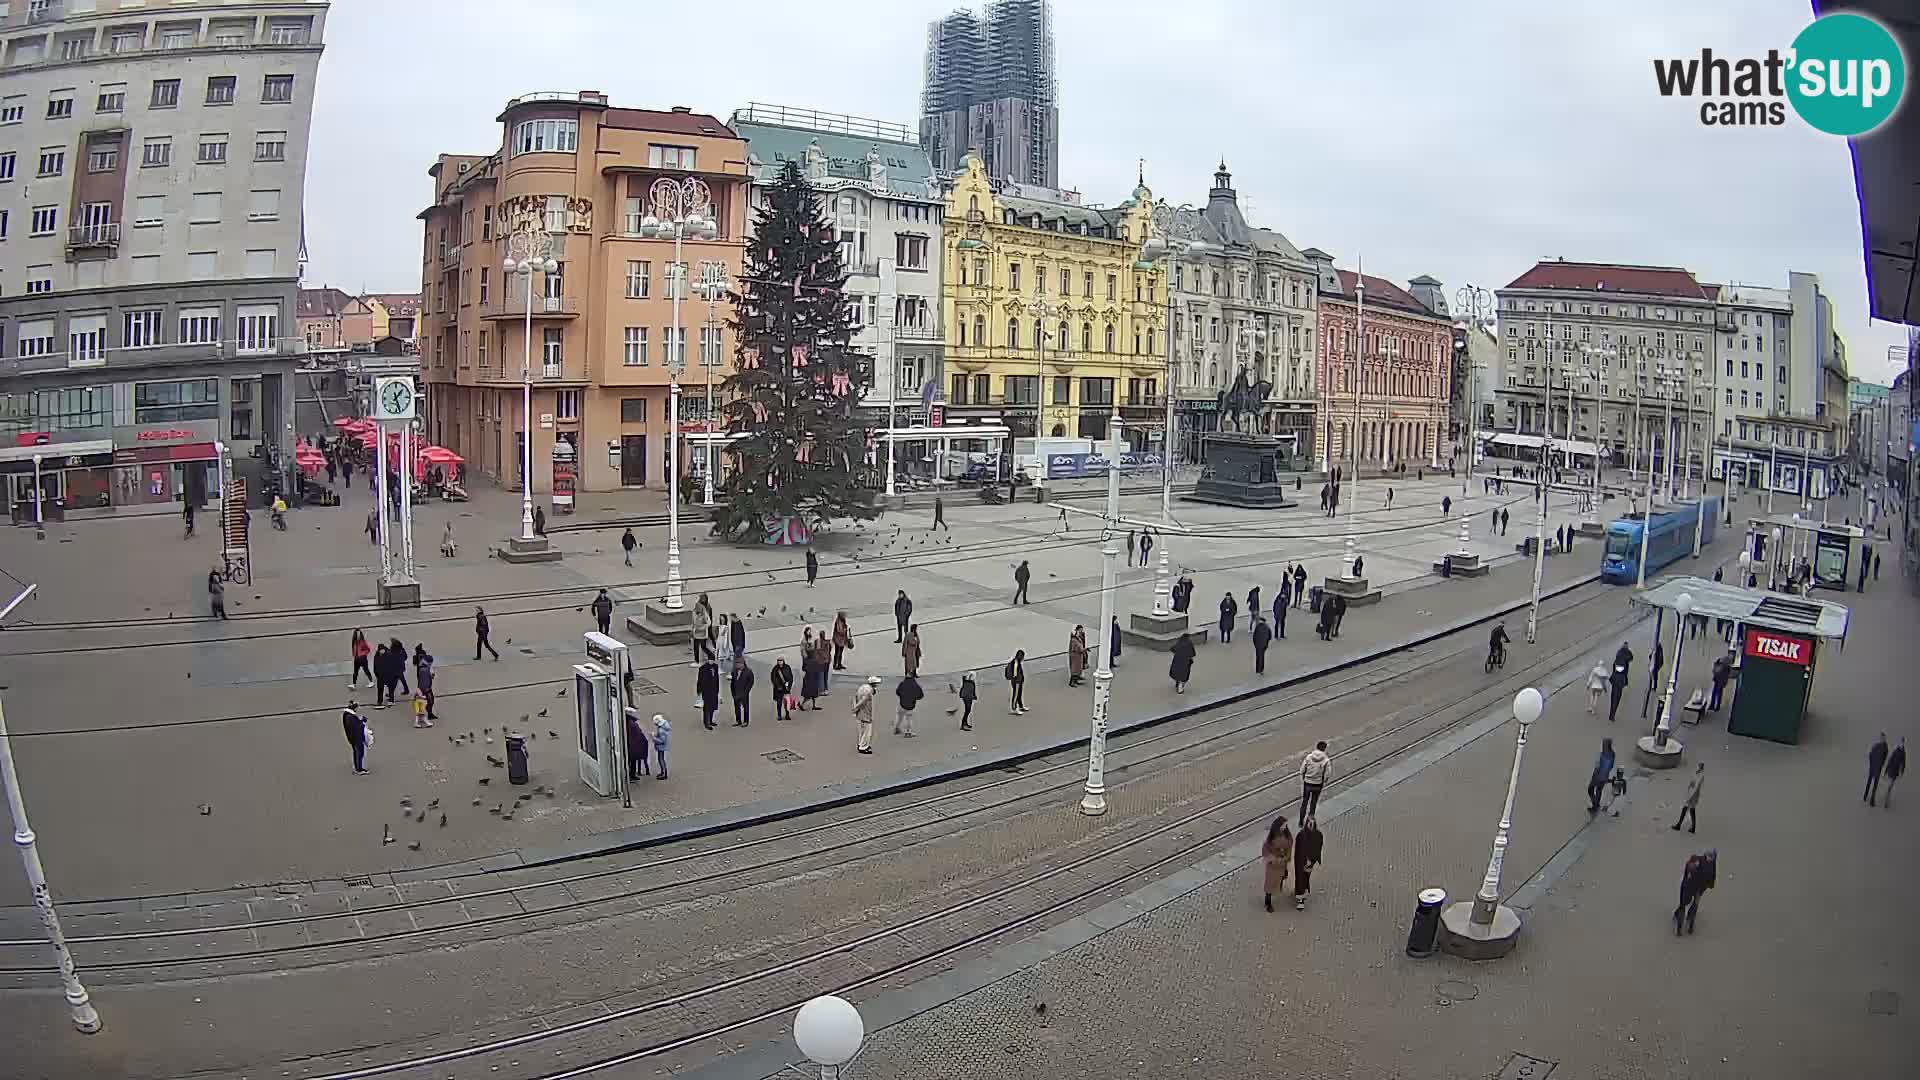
[718,160,877,540]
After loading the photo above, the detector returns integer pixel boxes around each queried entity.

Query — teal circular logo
[1787,13,1906,136]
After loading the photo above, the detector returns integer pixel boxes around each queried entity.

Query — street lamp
[792,995,865,1079]
[1649,592,1693,756]
[1142,212,1208,618]
[1453,285,1494,495]
[1446,686,1543,957]
[693,260,731,507]
[1081,422,1127,816]
[501,223,558,542]
[638,177,717,612]
[1347,273,1366,578]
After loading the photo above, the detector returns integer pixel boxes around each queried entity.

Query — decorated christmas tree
[718,160,877,541]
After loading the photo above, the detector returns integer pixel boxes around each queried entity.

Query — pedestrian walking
[1110,616,1122,667]
[652,714,671,779]
[1672,762,1705,832]
[1329,594,1348,637]
[1709,651,1732,711]
[1866,732,1890,805]
[532,505,546,537]
[812,628,833,695]
[714,613,734,669]
[441,520,457,558]
[901,624,922,677]
[771,657,794,722]
[1218,593,1238,644]
[1873,549,1882,580]
[1140,530,1154,568]
[1252,614,1272,675]
[805,547,820,587]
[1127,530,1136,565]
[626,709,650,780]
[1006,650,1028,714]
[371,643,394,708]
[697,659,720,729]
[349,630,373,688]
[208,570,229,620]
[1501,508,1510,535]
[342,699,370,775]
[414,646,437,723]
[1642,637,1667,718]
[894,673,923,736]
[591,588,614,636]
[1883,738,1905,807]
[1260,814,1292,913]
[1300,741,1331,818]
[475,607,500,661]
[730,613,748,665]
[1067,625,1088,687]
[854,676,879,754]
[1315,597,1333,641]
[832,611,852,670]
[1858,549,1871,592]
[1247,586,1261,633]
[958,671,977,730]
[1588,737,1616,814]
[1012,560,1032,605]
[1673,851,1716,935]
[1293,564,1307,607]
[1169,631,1196,694]
[730,657,755,727]
[621,527,637,567]
[1442,495,1452,516]
[1385,486,1394,510]
[692,595,714,664]
[1490,507,1498,533]
[1608,642,1633,723]
[184,500,199,539]
[894,590,913,641]
[1292,817,1324,910]
[1585,661,1607,714]
[1556,524,1566,552]
[932,495,948,531]
[799,632,822,712]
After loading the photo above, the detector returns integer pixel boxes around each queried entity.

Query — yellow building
[940,155,1165,445]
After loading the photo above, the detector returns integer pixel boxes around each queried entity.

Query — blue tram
[1599,497,1721,584]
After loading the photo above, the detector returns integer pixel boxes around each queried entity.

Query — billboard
[1044,451,1163,480]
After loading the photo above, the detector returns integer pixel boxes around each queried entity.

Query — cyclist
[270,494,289,531]
[1488,621,1511,670]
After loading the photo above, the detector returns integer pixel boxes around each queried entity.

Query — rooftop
[1503,259,1713,301]
[1326,269,1444,319]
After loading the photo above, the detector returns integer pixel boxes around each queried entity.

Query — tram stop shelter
[1633,576,1850,746]
[1745,514,1868,592]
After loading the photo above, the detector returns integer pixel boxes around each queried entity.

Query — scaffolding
[919,0,1056,187]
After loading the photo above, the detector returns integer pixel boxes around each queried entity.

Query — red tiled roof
[602,107,739,139]
[298,287,355,319]
[1329,269,1443,320]
[1504,260,1710,300]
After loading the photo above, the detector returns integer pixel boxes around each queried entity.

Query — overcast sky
[304,0,1909,385]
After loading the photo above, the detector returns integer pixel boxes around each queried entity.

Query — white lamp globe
[1140,237,1167,261]
[793,995,864,1066]
[541,257,559,274]
[1512,686,1544,727]
[1676,592,1695,618]
[502,258,519,275]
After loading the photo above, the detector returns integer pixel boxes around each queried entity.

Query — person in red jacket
[349,630,372,689]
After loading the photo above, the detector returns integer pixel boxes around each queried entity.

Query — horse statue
[1216,366,1274,433]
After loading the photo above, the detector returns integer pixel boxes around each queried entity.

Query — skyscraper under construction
[920,0,1059,188]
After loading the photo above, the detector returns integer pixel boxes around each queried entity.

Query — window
[1052,376,1071,404]
[0,208,6,239]
[261,75,295,104]
[478,266,489,303]
[246,188,279,220]
[625,260,650,299]
[236,303,278,353]
[142,137,172,167]
[1083,271,1093,298]
[87,146,117,172]
[179,306,220,345]
[1009,263,1021,292]
[474,330,488,370]
[253,132,286,162]
[1006,318,1018,348]
[26,265,53,295]
[110,31,142,53]
[1104,324,1116,353]
[970,315,984,346]
[511,118,577,156]
[160,27,195,49]
[30,205,56,235]
[18,320,55,358]
[1106,274,1117,301]
[0,97,22,125]
[134,378,219,423]
[623,326,648,366]
[47,93,73,120]
[97,86,125,113]
[1081,323,1091,351]
[543,194,567,233]
[197,134,228,164]
[206,76,236,105]
[620,398,646,423]
[268,20,310,45]
[124,308,163,348]
[244,249,275,277]
[542,328,564,369]
[151,79,180,108]
[228,378,257,440]
[36,148,63,176]
[648,144,696,170]
[188,191,219,223]
[555,390,580,421]
[0,152,12,180]
[897,234,928,271]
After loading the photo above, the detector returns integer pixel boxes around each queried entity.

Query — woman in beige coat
[1067,625,1089,687]
[1261,814,1293,913]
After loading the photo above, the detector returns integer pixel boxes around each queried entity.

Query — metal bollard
[505,734,529,785]
[1406,887,1447,958]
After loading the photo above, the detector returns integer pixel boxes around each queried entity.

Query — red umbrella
[420,446,463,465]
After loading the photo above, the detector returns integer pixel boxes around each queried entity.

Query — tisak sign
[1743,628,1812,667]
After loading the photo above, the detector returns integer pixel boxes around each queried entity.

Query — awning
[1485,432,1604,458]
[1820,1,1920,321]
[0,440,113,463]
[1633,575,1850,641]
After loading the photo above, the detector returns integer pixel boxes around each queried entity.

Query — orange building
[416,91,748,495]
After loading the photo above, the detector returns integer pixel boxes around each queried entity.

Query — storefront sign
[928,404,945,427]
[113,443,218,465]
[1743,628,1813,667]
[111,421,220,448]
[1044,451,1163,480]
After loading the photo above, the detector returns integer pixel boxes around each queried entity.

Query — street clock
[373,376,417,421]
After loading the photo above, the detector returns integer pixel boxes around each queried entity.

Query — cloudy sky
[304,0,1908,384]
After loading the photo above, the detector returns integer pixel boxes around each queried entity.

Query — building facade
[1310,255,1451,470]
[416,93,749,495]
[1157,163,1319,465]
[1457,320,1500,441]
[1848,377,1891,478]
[1707,273,1845,499]
[939,153,1161,445]
[0,0,324,516]
[298,287,372,352]
[730,104,943,434]
[920,0,1058,188]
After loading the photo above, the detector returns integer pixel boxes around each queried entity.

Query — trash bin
[1309,585,1324,613]
[1441,554,1453,578]
[1406,887,1447,958]
[505,734,530,785]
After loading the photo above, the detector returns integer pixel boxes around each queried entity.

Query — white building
[0,0,325,516]
[1707,273,1846,500]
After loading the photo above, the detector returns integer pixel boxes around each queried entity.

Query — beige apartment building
[416,91,747,495]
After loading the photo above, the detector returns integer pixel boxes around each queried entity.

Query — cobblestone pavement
[736,551,1920,1080]
[0,555,1658,1080]
[0,468,1621,901]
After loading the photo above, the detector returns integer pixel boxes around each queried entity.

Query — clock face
[380,381,414,415]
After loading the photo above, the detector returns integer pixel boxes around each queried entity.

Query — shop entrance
[620,435,647,487]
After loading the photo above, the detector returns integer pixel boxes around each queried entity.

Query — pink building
[1311,259,1453,469]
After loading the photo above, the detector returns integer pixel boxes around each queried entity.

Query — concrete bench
[1681,688,1707,725]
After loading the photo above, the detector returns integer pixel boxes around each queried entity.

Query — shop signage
[928,404,945,427]
[1743,627,1812,667]
[1044,451,1163,480]
[112,420,220,448]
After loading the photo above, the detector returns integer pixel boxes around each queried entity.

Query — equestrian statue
[1216,366,1274,433]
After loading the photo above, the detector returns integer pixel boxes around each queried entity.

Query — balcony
[845,260,881,278]
[480,294,581,320]
[66,222,120,253]
[1121,395,1165,410]
[440,244,462,265]
[894,323,941,342]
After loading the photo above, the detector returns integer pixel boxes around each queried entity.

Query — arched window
[968,195,979,213]
[1032,321,1042,350]
[972,314,985,346]
[1104,324,1116,353]
[1147,328,1156,355]
[1082,323,1092,352]
[1209,362,1218,386]
[1058,321,1069,350]
[1007,319,1019,349]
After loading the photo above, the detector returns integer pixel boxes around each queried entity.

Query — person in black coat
[1109,616,1122,666]
[1218,593,1238,643]
[696,660,721,729]
[1292,564,1307,607]
[894,590,914,641]
[1169,632,1196,693]
[1608,641,1633,723]
[1252,615,1273,675]
[1674,851,1717,935]
[625,708,650,779]
[1246,586,1261,633]
[770,657,794,722]
[729,658,755,726]
[730,614,747,661]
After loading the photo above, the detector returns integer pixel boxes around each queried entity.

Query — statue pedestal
[1322,574,1382,606]
[1119,610,1209,651]
[1185,432,1297,509]
[1432,552,1491,578]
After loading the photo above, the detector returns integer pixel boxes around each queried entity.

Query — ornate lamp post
[1080,424,1127,817]
[1441,686,1543,959]
[1637,591,1693,769]
[693,260,731,507]
[1141,208,1208,617]
[638,177,716,611]
[793,995,865,1079]
[501,223,557,542]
